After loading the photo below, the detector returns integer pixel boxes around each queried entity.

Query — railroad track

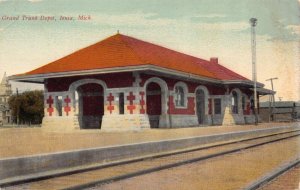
[2,130,300,190]
[246,158,300,190]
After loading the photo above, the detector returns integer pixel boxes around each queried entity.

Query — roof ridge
[121,34,209,62]
[24,35,116,75]
[17,33,249,82]
[216,62,249,80]
[24,34,142,75]
[119,34,219,79]
[195,60,219,79]
[117,34,147,64]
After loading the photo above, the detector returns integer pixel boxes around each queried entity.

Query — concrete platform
[0,122,298,159]
[0,122,299,184]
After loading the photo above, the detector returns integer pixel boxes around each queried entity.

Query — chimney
[210,57,218,64]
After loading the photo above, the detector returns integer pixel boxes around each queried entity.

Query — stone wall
[42,72,256,131]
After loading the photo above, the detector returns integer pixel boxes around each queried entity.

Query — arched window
[242,95,246,111]
[250,96,254,111]
[232,91,238,114]
[74,91,79,114]
[174,82,188,108]
[175,86,185,107]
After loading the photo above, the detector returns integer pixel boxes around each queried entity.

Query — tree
[8,90,44,125]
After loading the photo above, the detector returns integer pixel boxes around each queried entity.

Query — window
[175,86,185,107]
[75,91,79,103]
[232,91,238,114]
[214,98,221,114]
[56,96,63,116]
[242,96,246,111]
[174,82,188,108]
[250,98,254,110]
[119,93,124,114]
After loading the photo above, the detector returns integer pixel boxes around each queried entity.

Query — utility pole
[16,88,19,126]
[266,77,278,100]
[266,77,278,121]
[250,18,258,125]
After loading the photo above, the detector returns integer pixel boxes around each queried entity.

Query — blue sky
[0,0,299,100]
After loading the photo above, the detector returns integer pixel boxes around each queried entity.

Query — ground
[0,122,298,158]
[93,136,300,190]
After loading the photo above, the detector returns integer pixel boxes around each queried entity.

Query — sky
[0,0,299,101]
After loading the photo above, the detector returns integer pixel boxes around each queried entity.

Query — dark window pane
[214,98,221,114]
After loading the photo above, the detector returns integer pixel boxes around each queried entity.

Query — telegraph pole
[16,88,19,126]
[266,77,278,97]
[266,77,278,121]
[250,18,258,125]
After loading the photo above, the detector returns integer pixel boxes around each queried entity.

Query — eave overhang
[9,64,263,88]
[250,88,276,95]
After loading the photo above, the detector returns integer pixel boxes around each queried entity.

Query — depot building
[9,33,273,131]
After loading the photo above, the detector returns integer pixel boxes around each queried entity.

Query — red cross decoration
[139,91,145,114]
[46,95,54,116]
[127,92,136,114]
[64,95,71,116]
[107,93,114,114]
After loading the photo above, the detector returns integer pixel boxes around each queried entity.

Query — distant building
[260,101,300,122]
[10,34,273,131]
[0,72,12,125]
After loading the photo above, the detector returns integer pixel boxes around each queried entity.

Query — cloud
[195,22,248,32]
[27,0,42,2]
[286,25,300,35]
[93,12,247,33]
[192,14,227,19]
[190,13,228,23]
[0,0,42,2]
[93,12,175,27]
[267,24,300,42]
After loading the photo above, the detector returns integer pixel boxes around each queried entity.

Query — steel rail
[245,159,300,190]
[64,132,300,190]
[2,129,300,189]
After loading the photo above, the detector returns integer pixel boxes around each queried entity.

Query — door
[146,82,162,128]
[196,89,205,124]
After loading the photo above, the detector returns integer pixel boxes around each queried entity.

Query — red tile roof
[22,34,249,81]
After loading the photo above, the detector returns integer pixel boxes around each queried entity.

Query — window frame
[173,82,188,108]
[213,98,222,115]
[56,96,63,116]
[119,93,124,115]
[241,94,248,113]
[231,91,239,114]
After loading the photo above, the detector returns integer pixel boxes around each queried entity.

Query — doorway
[196,89,205,124]
[76,83,104,129]
[146,82,162,128]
